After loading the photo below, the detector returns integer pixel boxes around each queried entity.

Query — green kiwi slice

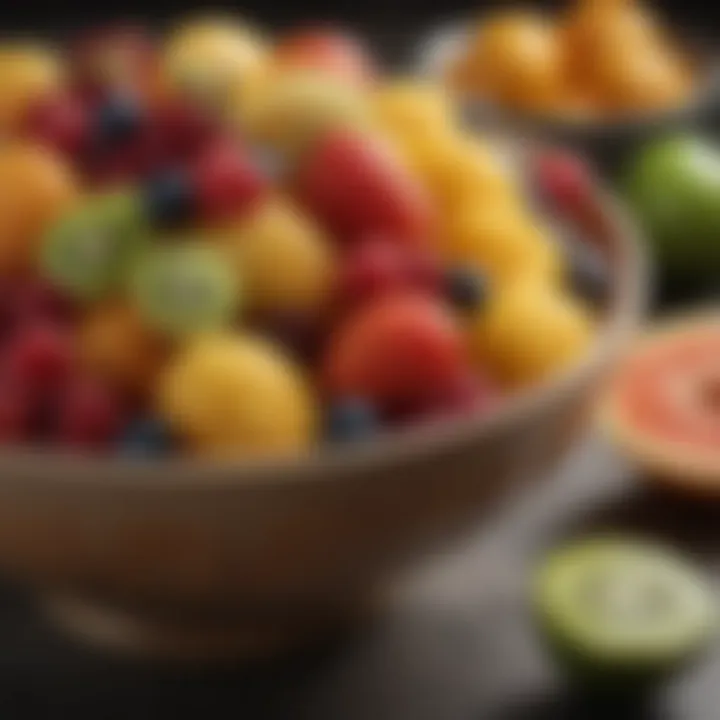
[41,191,148,301]
[129,242,240,337]
[534,538,716,685]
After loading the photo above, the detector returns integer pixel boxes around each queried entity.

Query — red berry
[71,24,156,95]
[55,376,125,451]
[21,93,90,158]
[534,150,593,212]
[0,381,31,444]
[154,98,217,164]
[5,324,74,394]
[83,124,164,186]
[323,293,470,410]
[0,279,76,340]
[193,140,268,224]
[13,279,77,326]
[337,236,441,310]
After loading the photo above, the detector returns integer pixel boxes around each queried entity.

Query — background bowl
[0,146,646,661]
[416,20,720,178]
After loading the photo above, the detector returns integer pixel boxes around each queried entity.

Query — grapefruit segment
[602,312,720,491]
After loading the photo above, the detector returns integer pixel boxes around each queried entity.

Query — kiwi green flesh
[535,539,716,683]
[41,192,147,301]
[129,243,240,337]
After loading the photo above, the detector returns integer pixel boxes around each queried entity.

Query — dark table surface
[2,436,719,720]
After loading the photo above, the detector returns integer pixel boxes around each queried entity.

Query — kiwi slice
[534,538,716,688]
[129,242,240,337]
[41,191,147,301]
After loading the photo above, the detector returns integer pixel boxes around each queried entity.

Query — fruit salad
[0,16,601,459]
[445,0,697,120]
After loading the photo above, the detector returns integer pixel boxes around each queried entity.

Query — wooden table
[0,436,717,720]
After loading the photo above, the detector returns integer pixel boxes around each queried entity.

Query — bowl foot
[42,594,375,662]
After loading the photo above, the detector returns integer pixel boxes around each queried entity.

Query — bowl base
[42,594,376,662]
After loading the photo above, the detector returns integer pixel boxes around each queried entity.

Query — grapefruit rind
[600,310,720,493]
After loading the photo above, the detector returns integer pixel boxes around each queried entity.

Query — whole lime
[623,135,720,280]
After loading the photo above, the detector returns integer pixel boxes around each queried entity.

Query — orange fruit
[468,280,594,388]
[158,333,317,456]
[0,45,63,134]
[0,144,78,276]
[78,302,170,396]
[219,196,335,314]
[471,11,565,112]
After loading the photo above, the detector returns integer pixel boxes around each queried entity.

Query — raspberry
[55,376,125,451]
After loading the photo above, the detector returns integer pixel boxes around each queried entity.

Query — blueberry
[445,267,488,312]
[325,398,378,444]
[95,93,144,145]
[142,171,196,227]
[120,417,175,457]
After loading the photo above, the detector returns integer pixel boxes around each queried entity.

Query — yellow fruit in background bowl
[0,44,63,134]
[77,302,170,397]
[0,143,78,275]
[219,196,335,314]
[162,14,268,115]
[158,333,317,457]
[442,203,563,287]
[472,11,565,112]
[468,280,594,388]
[593,46,692,114]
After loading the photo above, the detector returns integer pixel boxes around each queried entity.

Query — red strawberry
[294,128,434,245]
[193,140,268,224]
[323,293,469,410]
[336,235,441,311]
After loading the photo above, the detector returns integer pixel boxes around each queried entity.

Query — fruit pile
[0,16,600,458]
[448,0,696,120]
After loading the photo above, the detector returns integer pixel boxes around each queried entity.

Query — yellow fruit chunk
[0,144,78,275]
[78,303,170,396]
[162,15,268,114]
[470,11,565,112]
[220,197,335,314]
[409,133,521,214]
[243,69,370,156]
[442,203,562,286]
[593,47,692,114]
[372,79,455,142]
[158,334,317,456]
[0,44,63,133]
[468,281,594,388]
[561,0,666,84]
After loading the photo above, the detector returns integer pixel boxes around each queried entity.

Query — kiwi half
[129,241,240,337]
[534,538,716,689]
[41,191,148,301]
